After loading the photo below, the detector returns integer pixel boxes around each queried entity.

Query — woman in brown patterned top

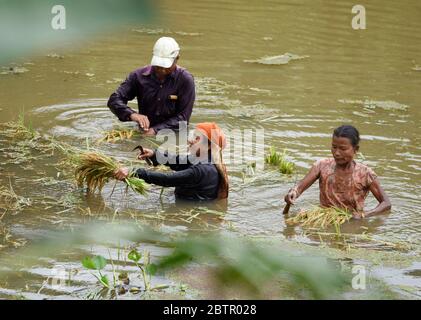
[284,125,391,219]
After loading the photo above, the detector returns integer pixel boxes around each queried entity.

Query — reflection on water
[1,0,421,299]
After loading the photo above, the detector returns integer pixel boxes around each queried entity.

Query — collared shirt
[107,65,195,132]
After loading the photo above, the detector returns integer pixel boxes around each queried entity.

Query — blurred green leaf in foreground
[0,223,349,299]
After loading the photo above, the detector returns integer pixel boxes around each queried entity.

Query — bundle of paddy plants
[71,151,148,196]
[265,146,295,174]
[286,206,353,233]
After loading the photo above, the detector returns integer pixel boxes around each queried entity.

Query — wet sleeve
[366,167,378,187]
[134,167,199,187]
[150,149,191,171]
[151,73,195,132]
[311,159,323,178]
[107,72,138,122]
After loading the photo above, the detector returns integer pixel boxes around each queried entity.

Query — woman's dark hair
[333,125,360,147]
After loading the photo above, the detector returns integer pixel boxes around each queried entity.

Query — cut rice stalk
[97,128,138,144]
[73,152,119,192]
[125,176,148,196]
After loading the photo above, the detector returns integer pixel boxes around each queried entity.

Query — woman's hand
[352,211,366,220]
[137,148,155,161]
[114,167,129,181]
[284,189,298,205]
[282,163,320,206]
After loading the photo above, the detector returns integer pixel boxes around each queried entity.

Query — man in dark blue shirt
[107,37,196,135]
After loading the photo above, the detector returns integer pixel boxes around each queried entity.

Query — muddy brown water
[0,0,420,299]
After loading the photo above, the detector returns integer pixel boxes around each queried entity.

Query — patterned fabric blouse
[313,158,377,212]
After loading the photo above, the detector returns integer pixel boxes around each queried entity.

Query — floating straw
[97,128,137,144]
[286,207,353,232]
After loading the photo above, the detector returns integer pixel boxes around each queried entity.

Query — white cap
[151,37,180,68]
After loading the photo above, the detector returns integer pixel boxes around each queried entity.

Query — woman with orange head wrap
[114,123,229,201]
[195,122,229,199]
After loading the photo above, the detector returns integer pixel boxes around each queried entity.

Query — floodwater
[0,0,420,299]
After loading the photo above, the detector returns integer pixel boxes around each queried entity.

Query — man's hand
[284,189,298,205]
[143,128,156,136]
[137,148,155,161]
[130,113,150,131]
[114,167,129,181]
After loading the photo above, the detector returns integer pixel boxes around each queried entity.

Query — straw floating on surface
[286,207,353,230]
[0,185,31,213]
[97,128,137,144]
[1,113,36,140]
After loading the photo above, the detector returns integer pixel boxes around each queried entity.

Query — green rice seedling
[265,146,283,165]
[279,158,295,174]
[265,146,295,174]
[72,151,148,196]
[286,207,353,233]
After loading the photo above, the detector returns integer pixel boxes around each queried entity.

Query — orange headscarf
[195,122,229,199]
[196,122,226,149]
